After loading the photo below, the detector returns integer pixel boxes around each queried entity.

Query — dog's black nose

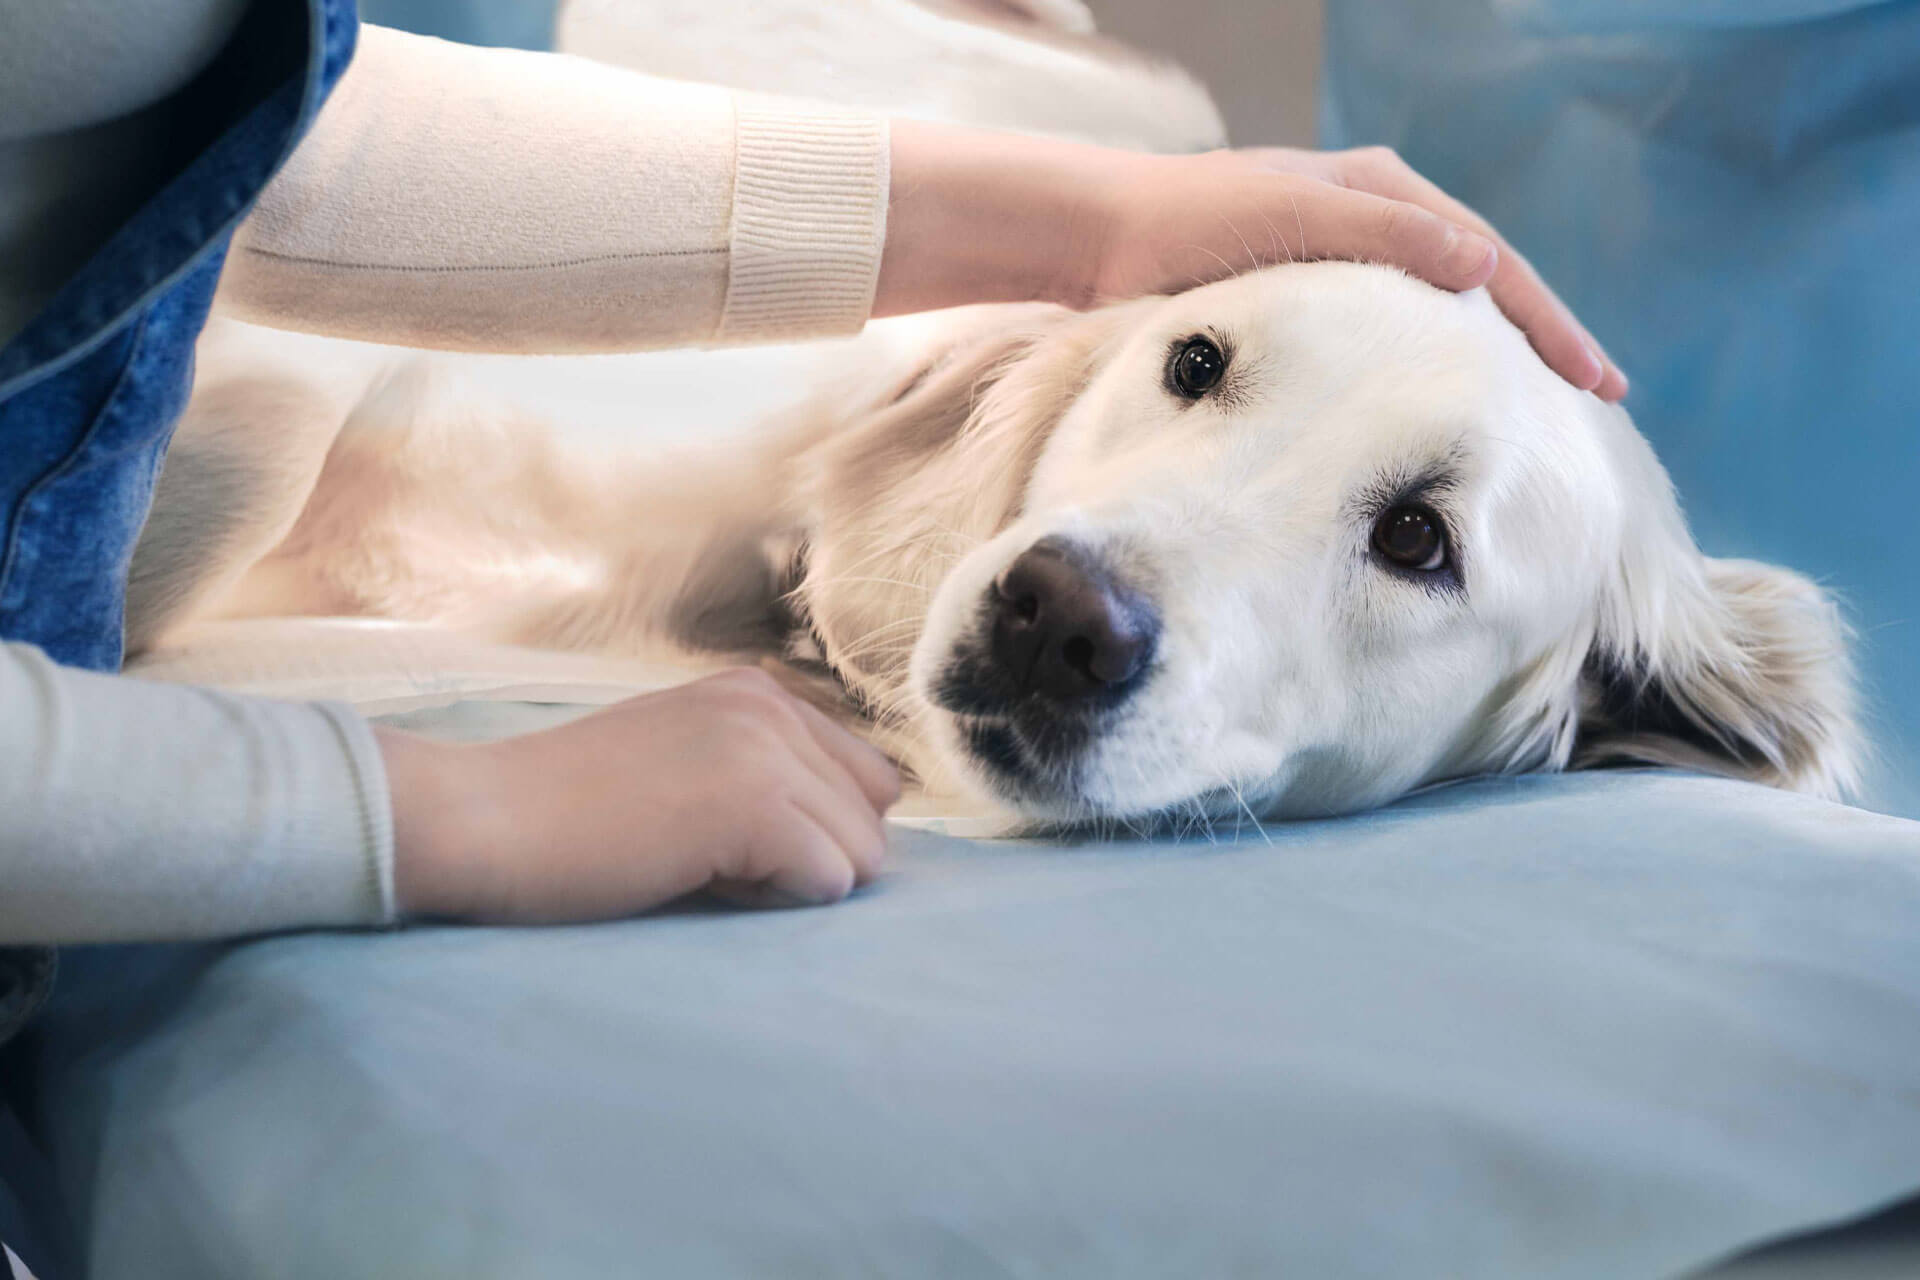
[990,540,1159,702]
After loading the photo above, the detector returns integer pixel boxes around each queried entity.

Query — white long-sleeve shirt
[0,20,890,944]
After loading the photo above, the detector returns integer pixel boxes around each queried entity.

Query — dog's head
[793,263,1857,824]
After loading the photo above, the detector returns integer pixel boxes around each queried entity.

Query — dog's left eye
[1372,505,1448,572]
[1167,336,1227,399]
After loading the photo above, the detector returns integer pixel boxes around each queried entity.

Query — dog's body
[132,262,1859,826]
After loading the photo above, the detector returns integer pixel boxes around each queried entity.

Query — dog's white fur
[132,262,1859,827]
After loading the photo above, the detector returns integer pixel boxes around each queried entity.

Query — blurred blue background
[358,0,555,47]
[366,0,1916,814]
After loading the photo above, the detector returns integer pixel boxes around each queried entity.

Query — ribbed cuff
[718,100,890,343]
[314,701,399,928]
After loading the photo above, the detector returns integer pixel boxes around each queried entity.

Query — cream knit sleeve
[217,24,891,351]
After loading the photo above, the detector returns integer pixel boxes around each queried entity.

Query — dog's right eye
[1167,336,1227,399]
[1372,504,1449,573]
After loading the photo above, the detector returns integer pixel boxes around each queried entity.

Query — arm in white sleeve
[0,642,394,944]
[216,24,891,352]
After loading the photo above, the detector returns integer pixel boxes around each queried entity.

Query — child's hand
[379,668,901,923]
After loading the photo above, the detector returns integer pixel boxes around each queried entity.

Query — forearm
[219,26,889,352]
[0,643,394,944]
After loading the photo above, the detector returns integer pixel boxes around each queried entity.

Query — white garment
[0,25,890,944]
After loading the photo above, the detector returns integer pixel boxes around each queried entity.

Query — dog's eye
[1372,505,1448,572]
[1167,336,1227,399]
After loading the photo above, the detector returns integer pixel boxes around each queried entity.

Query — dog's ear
[1554,406,1861,798]
[1573,550,1860,798]
[804,300,1145,538]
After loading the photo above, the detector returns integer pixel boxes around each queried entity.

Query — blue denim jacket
[0,0,356,1049]
[0,0,355,672]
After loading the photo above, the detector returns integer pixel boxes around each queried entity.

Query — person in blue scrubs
[1324,0,1920,815]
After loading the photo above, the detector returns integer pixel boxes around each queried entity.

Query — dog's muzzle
[931,537,1160,796]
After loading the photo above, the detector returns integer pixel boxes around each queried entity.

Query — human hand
[1237,146,1626,401]
[878,123,1625,401]
[380,667,901,923]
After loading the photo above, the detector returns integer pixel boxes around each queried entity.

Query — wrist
[875,119,1119,316]
[377,727,508,921]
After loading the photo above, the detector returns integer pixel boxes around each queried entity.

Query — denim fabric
[0,0,356,672]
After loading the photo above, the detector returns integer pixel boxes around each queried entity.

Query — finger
[788,696,903,814]
[761,801,863,904]
[1287,181,1499,293]
[779,752,890,890]
[1591,355,1631,403]
[786,763,890,885]
[736,693,888,882]
[1332,154,1627,398]
[1494,262,1629,400]
[709,669,893,823]
[1484,254,1606,393]
[707,876,818,911]
[1357,166,1603,391]
[746,696,891,865]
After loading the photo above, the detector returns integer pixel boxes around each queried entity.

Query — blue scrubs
[0,3,358,1273]
[1325,0,1920,815]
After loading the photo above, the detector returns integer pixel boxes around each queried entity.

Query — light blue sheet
[28,768,1920,1279]
[1324,0,1920,817]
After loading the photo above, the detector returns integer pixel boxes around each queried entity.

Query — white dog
[129,261,1858,828]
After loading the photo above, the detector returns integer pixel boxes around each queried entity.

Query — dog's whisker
[826,619,927,665]
[1223,777,1275,847]
[1185,242,1242,283]
[799,574,931,594]
[833,615,927,643]
[827,531,959,578]
[1221,215,1260,277]
[1255,210,1289,270]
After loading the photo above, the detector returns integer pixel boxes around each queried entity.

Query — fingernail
[1579,343,1605,389]
[1599,350,1630,398]
[1441,229,1496,281]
